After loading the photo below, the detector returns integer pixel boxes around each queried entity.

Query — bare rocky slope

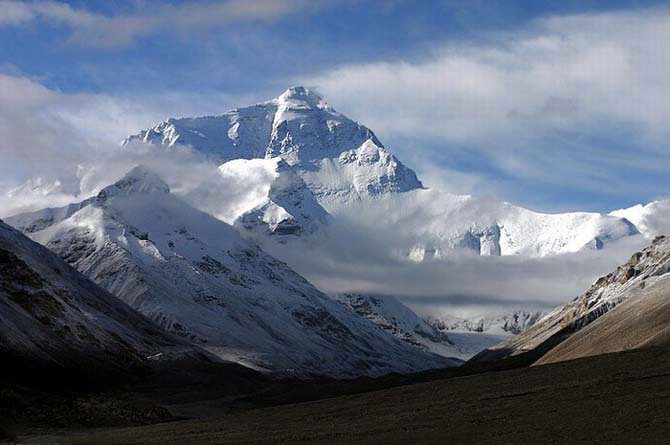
[471,235,670,366]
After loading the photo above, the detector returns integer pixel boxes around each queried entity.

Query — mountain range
[120,87,643,258]
[4,86,669,376]
[336,294,510,361]
[6,166,452,377]
[427,310,545,336]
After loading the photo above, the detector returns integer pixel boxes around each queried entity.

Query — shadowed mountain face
[471,235,670,366]
[0,219,209,385]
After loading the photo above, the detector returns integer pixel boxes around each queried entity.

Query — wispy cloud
[0,0,328,48]
[303,7,670,210]
[0,71,256,193]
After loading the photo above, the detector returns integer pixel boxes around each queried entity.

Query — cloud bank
[264,210,647,318]
[0,71,259,217]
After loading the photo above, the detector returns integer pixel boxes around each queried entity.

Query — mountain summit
[276,86,330,110]
[100,164,170,197]
[123,87,423,210]
[120,89,642,256]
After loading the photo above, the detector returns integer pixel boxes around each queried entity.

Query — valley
[2,63,670,445]
[10,345,670,444]
[3,3,670,443]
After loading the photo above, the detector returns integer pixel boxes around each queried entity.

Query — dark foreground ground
[7,345,670,444]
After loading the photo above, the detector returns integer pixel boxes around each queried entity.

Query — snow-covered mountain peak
[212,157,330,238]
[427,310,546,336]
[7,168,449,377]
[99,165,170,199]
[7,176,80,198]
[122,88,421,212]
[274,86,330,111]
[610,199,670,240]
[117,89,641,257]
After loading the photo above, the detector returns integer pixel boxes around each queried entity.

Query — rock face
[6,166,449,378]
[337,294,453,353]
[123,86,423,211]
[0,219,200,376]
[336,294,507,361]
[428,311,545,336]
[471,235,670,366]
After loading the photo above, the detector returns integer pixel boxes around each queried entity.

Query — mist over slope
[7,166,452,377]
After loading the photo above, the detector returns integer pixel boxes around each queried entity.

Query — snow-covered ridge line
[6,86,643,258]
[123,86,423,211]
[426,310,545,336]
[0,218,203,371]
[611,199,670,240]
[120,86,642,258]
[7,166,455,378]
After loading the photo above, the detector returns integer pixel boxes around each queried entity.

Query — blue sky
[1,0,670,212]
[2,0,662,94]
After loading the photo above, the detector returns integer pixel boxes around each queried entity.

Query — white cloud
[266,213,647,318]
[303,7,670,203]
[0,0,328,48]
[0,0,33,25]
[0,72,261,198]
